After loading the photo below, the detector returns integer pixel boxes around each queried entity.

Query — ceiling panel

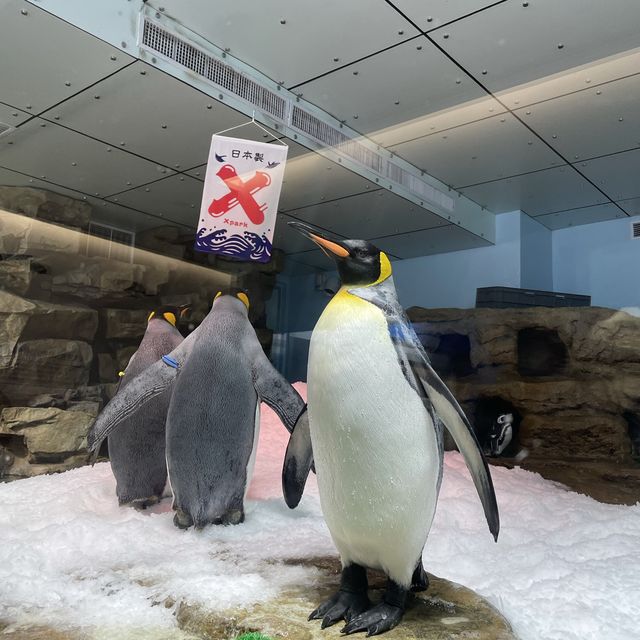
[271,213,326,254]
[434,0,640,94]
[0,118,174,197]
[460,166,608,216]
[0,104,31,129]
[108,174,204,227]
[289,189,448,239]
[372,224,489,259]
[496,49,640,110]
[158,0,418,87]
[535,203,625,231]
[371,95,505,148]
[299,40,487,135]
[286,249,335,271]
[0,165,89,202]
[47,63,285,170]
[0,166,168,232]
[389,1,500,31]
[515,74,640,161]
[87,198,169,232]
[579,149,640,202]
[618,197,640,217]
[391,113,559,188]
[0,0,133,114]
[279,153,376,211]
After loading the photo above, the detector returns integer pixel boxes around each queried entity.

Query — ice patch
[1,382,639,640]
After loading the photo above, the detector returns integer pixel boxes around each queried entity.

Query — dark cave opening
[473,396,522,457]
[623,412,640,461]
[517,328,568,377]
[431,333,475,378]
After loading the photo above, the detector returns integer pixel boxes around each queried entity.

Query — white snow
[1,382,639,640]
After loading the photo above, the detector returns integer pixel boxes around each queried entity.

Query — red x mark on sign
[208,164,271,225]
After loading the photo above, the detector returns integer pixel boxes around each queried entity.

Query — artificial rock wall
[407,306,640,502]
[0,187,283,480]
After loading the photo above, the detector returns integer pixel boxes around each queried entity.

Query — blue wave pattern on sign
[194,228,272,262]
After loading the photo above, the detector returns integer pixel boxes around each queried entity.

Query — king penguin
[88,290,308,529]
[283,222,499,636]
[108,305,187,509]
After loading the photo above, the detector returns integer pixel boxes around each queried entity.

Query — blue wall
[520,214,553,290]
[269,211,640,379]
[275,211,526,335]
[553,214,640,308]
[392,211,522,309]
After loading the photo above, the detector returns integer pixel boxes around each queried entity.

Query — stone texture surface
[176,557,515,640]
[0,186,91,229]
[136,224,187,259]
[0,290,97,369]
[0,256,32,295]
[1,191,284,479]
[407,306,640,503]
[0,406,93,463]
[101,308,149,340]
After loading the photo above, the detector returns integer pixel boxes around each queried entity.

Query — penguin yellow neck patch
[163,312,177,326]
[372,252,392,286]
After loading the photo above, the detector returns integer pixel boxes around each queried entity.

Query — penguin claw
[340,603,404,636]
[309,590,370,627]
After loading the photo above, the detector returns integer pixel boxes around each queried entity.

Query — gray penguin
[283,222,499,636]
[108,305,186,509]
[88,291,307,529]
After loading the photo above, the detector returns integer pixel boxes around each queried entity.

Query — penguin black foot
[341,578,407,637]
[309,564,370,628]
[410,561,429,592]
[173,508,194,529]
[340,602,404,636]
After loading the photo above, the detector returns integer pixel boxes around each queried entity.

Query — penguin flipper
[87,358,177,452]
[282,409,314,508]
[250,348,307,433]
[410,357,499,541]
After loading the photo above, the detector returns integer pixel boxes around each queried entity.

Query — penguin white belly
[308,293,441,587]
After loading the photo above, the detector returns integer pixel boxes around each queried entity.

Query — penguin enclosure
[1,1,640,639]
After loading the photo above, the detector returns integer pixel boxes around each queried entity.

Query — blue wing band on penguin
[162,355,179,369]
[349,280,500,542]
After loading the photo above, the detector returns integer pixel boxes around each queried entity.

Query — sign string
[214,111,288,146]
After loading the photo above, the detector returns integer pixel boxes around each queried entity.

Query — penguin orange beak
[288,221,349,259]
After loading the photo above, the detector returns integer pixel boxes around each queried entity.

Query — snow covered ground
[1,382,639,640]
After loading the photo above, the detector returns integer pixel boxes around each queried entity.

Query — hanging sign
[195,134,288,262]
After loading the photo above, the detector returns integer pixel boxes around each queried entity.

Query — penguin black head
[147,305,190,327]
[288,221,392,286]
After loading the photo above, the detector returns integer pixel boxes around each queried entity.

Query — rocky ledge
[177,556,516,640]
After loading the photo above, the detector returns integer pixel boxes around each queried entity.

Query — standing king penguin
[89,291,308,529]
[284,222,499,636]
[108,305,186,509]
